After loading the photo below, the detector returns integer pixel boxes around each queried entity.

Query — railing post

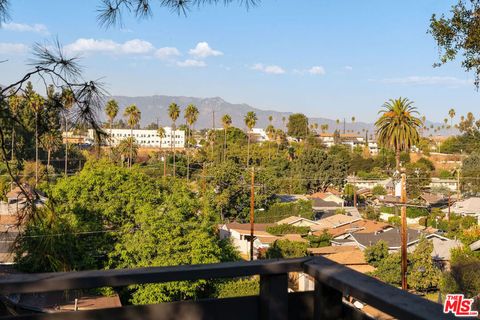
[259,273,288,320]
[313,278,343,320]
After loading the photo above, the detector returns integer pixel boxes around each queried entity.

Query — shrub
[372,185,387,196]
[306,231,332,248]
[266,240,308,258]
[256,200,313,223]
[266,224,310,236]
[216,278,259,298]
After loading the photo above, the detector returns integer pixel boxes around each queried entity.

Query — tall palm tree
[265,124,275,159]
[448,108,456,134]
[61,88,75,176]
[157,126,166,177]
[244,111,257,167]
[8,92,22,161]
[168,103,180,177]
[124,104,141,168]
[28,93,45,186]
[184,104,199,180]
[105,99,119,152]
[375,97,422,171]
[221,114,232,162]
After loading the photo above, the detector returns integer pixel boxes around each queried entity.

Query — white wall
[88,128,185,148]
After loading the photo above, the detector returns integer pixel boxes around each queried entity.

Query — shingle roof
[350,228,424,249]
[313,219,391,237]
[276,216,318,226]
[311,214,361,231]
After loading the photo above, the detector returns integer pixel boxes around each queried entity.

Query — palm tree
[448,108,455,134]
[221,114,232,162]
[8,92,22,161]
[61,88,74,175]
[265,124,275,159]
[244,111,257,167]
[28,93,45,186]
[105,99,119,152]
[40,132,61,168]
[375,97,422,171]
[124,104,141,168]
[184,104,199,181]
[157,126,166,177]
[282,116,286,130]
[168,103,180,177]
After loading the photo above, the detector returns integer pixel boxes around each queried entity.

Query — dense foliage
[265,224,310,236]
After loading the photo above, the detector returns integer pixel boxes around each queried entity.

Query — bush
[266,240,308,258]
[256,200,313,223]
[306,231,332,248]
[266,224,310,236]
[216,278,259,298]
[438,169,453,179]
[364,240,389,267]
[388,215,401,226]
[372,185,387,196]
[363,206,380,220]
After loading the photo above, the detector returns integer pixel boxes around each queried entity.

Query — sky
[0,0,478,123]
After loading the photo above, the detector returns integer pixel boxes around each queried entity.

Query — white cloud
[155,47,181,60]
[65,38,154,55]
[308,66,326,75]
[121,39,154,54]
[381,76,472,86]
[177,59,206,67]
[1,22,49,35]
[189,42,223,58]
[344,65,353,71]
[0,42,28,54]
[251,63,285,74]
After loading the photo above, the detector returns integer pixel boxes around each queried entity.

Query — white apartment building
[317,133,378,154]
[88,128,185,148]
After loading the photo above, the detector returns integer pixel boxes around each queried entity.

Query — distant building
[317,133,378,154]
[87,128,185,148]
[249,128,269,142]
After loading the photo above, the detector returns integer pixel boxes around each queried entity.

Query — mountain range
[110,95,377,134]
[109,95,452,136]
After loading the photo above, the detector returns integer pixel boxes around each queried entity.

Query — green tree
[266,240,308,259]
[184,104,199,180]
[244,111,257,167]
[221,114,232,162]
[372,185,387,196]
[364,240,389,267]
[124,104,141,168]
[27,92,45,186]
[430,1,480,88]
[295,148,349,193]
[409,237,441,292]
[61,88,75,175]
[375,98,422,171]
[441,247,480,299]
[461,152,480,194]
[105,99,119,150]
[168,103,181,177]
[40,131,62,168]
[372,252,403,287]
[215,278,259,298]
[157,126,167,176]
[287,113,309,140]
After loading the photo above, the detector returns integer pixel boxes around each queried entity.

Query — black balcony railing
[0,256,462,320]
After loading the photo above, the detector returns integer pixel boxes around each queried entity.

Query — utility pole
[400,173,408,291]
[249,167,255,261]
[353,173,357,208]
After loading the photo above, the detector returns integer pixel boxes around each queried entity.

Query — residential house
[275,216,318,227]
[443,197,480,224]
[314,219,392,239]
[310,214,361,233]
[308,192,344,206]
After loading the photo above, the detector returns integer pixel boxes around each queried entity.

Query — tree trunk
[395,147,401,172]
[186,124,190,181]
[247,133,250,167]
[35,112,39,186]
[47,149,51,167]
[172,124,176,178]
[129,127,133,168]
[11,128,15,161]
[224,128,227,162]
[64,114,68,176]
[109,119,113,159]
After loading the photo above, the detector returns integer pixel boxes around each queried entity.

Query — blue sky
[0,0,478,122]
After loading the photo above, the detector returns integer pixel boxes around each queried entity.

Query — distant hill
[110,95,377,134]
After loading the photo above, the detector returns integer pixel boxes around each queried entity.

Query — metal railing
[0,256,460,320]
